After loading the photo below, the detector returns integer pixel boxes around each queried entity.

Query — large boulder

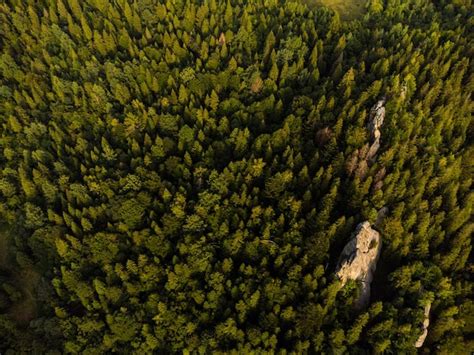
[336,222,382,309]
[415,303,431,348]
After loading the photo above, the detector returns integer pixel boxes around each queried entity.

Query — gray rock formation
[366,98,385,161]
[366,138,380,162]
[367,99,386,140]
[336,221,382,309]
[346,99,386,178]
[372,167,387,193]
[415,303,431,348]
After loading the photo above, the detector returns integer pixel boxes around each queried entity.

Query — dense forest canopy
[0,0,472,353]
[304,0,366,21]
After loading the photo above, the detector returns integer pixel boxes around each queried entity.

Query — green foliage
[0,0,472,353]
[304,0,366,20]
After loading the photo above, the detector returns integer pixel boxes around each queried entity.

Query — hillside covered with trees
[0,0,472,353]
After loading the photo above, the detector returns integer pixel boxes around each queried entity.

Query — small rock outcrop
[368,99,385,140]
[372,167,387,193]
[336,222,382,309]
[346,99,386,178]
[415,303,431,348]
[366,98,385,161]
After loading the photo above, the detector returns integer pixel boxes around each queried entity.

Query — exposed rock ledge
[368,99,385,140]
[366,98,385,161]
[347,99,386,178]
[415,303,431,348]
[336,221,381,309]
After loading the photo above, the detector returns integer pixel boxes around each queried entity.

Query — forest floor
[0,224,8,267]
[302,0,366,20]
[8,268,39,325]
[0,224,39,325]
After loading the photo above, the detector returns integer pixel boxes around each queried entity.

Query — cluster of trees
[0,0,472,353]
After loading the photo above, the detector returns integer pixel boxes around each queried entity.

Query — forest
[0,0,472,353]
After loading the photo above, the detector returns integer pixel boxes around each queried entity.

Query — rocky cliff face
[415,303,431,348]
[336,222,381,309]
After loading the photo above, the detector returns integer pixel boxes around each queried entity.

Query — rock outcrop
[415,303,431,348]
[366,98,385,161]
[346,99,386,178]
[371,167,387,193]
[368,99,385,141]
[336,222,382,309]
